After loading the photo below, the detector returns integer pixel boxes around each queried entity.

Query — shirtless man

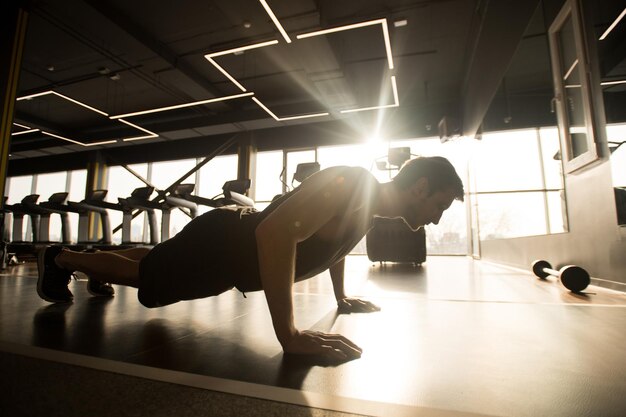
[37,156,464,360]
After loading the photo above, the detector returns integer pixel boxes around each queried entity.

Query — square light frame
[204,2,399,121]
[15,91,158,145]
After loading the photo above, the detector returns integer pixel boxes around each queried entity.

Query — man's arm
[256,168,364,359]
[329,258,347,301]
[329,258,380,313]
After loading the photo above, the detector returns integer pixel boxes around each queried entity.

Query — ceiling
[7,0,626,174]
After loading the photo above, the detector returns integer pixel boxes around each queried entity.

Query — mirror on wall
[472,2,568,240]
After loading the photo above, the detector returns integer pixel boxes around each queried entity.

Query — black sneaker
[37,246,73,303]
[87,278,115,297]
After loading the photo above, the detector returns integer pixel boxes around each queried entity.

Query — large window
[5,171,87,243]
[67,170,87,243]
[196,155,238,215]
[608,123,626,187]
[5,175,34,241]
[608,123,626,226]
[151,158,197,238]
[469,127,567,240]
[107,164,149,244]
[35,172,68,242]
[255,150,283,209]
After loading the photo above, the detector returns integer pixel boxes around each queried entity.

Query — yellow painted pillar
[85,158,108,241]
[0,3,28,203]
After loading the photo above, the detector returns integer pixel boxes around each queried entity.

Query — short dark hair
[392,156,464,201]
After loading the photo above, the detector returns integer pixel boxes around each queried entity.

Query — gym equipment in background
[366,217,426,266]
[531,260,590,293]
[173,179,254,209]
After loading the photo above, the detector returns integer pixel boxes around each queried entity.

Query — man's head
[391,156,464,229]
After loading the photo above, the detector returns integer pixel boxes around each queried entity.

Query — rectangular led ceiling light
[599,7,626,40]
[204,40,279,92]
[259,0,292,43]
[41,131,117,147]
[252,97,329,121]
[110,92,254,119]
[11,123,40,136]
[16,90,158,146]
[17,91,108,116]
[11,129,40,136]
[297,18,394,70]
[117,119,158,142]
[601,79,626,86]
[204,16,398,121]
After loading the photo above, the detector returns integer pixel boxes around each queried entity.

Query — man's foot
[37,246,73,303]
[87,278,115,297]
[81,248,115,297]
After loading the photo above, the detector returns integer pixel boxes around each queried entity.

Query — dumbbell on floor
[531,260,590,293]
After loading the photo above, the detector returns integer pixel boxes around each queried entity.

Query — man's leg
[55,248,145,287]
[80,247,150,296]
[100,247,151,261]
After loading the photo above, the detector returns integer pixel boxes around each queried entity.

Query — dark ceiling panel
[9,0,622,175]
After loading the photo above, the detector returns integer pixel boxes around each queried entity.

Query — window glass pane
[318,143,387,181]
[473,129,543,192]
[255,151,283,203]
[151,159,197,238]
[6,176,33,204]
[68,170,87,243]
[150,159,196,191]
[477,192,548,239]
[6,176,34,241]
[68,170,87,201]
[318,144,365,168]
[35,172,67,200]
[107,164,149,244]
[197,155,238,215]
[424,202,467,255]
[607,123,626,187]
[546,190,567,234]
[539,127,566,189]
[286,150,315,190]
[607,123,626,226]
[35,172,67,242]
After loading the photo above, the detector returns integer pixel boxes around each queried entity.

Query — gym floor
[1,255,625,416]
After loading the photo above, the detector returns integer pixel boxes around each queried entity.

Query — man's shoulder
[320,165,375,179]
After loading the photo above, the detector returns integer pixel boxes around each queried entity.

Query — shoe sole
[37,248,72,304]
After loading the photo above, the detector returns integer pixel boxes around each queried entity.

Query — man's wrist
[276,326,298,347]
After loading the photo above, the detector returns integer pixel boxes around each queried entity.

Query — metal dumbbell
[531,260,590,293]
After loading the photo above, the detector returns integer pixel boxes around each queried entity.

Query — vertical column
[0,3,27,266]
[237,133,257,199]
[85,154,108,241]
[0,3,28,204]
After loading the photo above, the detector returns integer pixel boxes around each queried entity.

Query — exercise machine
[172,179,254,210]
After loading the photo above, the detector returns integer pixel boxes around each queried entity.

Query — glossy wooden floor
[1,255,625,416]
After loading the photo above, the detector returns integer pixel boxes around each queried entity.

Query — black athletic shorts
[137,208,257,307]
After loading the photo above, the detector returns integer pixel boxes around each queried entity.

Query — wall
[479,0,626,291]
[481,153,626,290]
